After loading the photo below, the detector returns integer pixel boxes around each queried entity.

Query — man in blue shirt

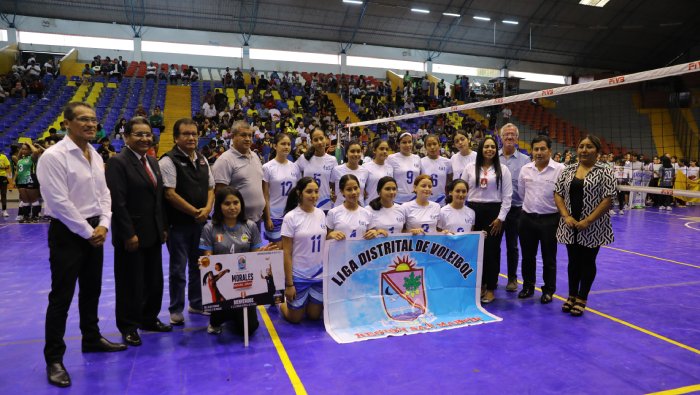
[498,123,531,293]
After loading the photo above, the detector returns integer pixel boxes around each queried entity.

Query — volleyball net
[345,60,700,205]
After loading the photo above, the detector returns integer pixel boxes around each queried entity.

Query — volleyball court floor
[0,206,698,394]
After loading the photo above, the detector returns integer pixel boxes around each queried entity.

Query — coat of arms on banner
[381,255,427,321]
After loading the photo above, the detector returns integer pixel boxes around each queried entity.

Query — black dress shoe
[518,287,535,299]
[47,362,71,387]
[122,331,142,346]
[141,319,173,332]
[81,336,128,353]
[540,293,553,304]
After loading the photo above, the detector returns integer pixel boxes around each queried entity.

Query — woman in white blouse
[462,136,512,304]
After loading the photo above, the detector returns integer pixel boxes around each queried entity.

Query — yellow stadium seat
[272,91,281,100]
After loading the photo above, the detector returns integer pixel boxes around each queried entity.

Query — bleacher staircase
[160,86,191,154]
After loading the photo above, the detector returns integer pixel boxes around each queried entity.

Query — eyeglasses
[131,132,153,138]
[75,117,98,124]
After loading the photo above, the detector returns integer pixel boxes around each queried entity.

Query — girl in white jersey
[451,130,477,180]
[263,133,301,245]
[280,177,327,323]
[363,139,394,204]
[387,132,421,203]
[420,134,453,206]
[401,174,442,235]
[367,176,405,236]
[332,141,370,207]
[438,179,476,233]
[326,174,378,240]
[295,129,337,212]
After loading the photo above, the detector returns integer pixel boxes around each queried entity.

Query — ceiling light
[579,0,611,7]
[443,12,461,17]
[473,16,491,21]
[502,20,519,25]
[342,0,363,4]
[411,8,430,14]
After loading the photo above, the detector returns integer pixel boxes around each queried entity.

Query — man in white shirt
[517,135,564,303]
[37,102,127,388]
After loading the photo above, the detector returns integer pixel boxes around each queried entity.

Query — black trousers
[504,206,522,280]
[518,212,559,294]
[566,243,600,300]
[210,307,260,336]
[45,218,103,364]
[467,202,504,291]
[114,241,164,334]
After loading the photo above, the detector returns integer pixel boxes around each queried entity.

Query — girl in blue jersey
[263,133,301,246]
[387,132,421,203]
[326,174,377,240]
[295,129,337,212]
[420,134,453,206]
[331,141,370,207]
[367,176,405,236]
[280,177,327,323]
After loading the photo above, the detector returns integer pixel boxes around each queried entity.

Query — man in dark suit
[106,117,172,347]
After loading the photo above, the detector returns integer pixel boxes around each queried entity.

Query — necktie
[141,156,157,187]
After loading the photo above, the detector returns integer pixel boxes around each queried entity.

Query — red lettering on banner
[608,76,625,84]
[494,98,504,104]
[689,62,700,71]
[541,89,554,96]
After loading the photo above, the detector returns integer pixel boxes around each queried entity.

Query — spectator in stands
[45,128,62,144]
[81,64,94,85]
[114,118,127,140]
[0,82,6,103]
[214,89,228,113]
[94,123,107,142]
[10,80,27,98]
[26,59,41,80]
[146,62,157,80]
[222,67,233,88]
[258,74,270,90]
[110,58,123,82]
[135,106,147,118]
[149,107,164,131]
[97,138,116,163]
[169,65,180,85]
[437,79,446,97]
[44,58,57,77]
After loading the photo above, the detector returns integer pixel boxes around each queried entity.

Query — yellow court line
[258,306,308,395]
[645,384,700,395]
[602,246,700,269]
[497,274,700,355]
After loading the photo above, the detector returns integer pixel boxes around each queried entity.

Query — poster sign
[199,250,285,313]
[323,233,502,344]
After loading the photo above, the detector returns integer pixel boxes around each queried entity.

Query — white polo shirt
[518,160,565,215]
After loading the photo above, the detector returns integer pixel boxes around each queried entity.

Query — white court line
[684,221,700,231]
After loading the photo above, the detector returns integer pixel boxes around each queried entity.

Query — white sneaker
[207,324,222,334]
[2,211,8,218]
[667,206,672,212]
[15,215,23,221]
[624,204,630,210]
[619,209,624,215]
[659,206,665,210]
[609,210,616,215]
[187,306,210,316]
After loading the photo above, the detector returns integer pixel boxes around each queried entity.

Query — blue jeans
[167,223,205,313]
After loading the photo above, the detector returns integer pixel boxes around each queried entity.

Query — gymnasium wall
[0,14,606,90]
